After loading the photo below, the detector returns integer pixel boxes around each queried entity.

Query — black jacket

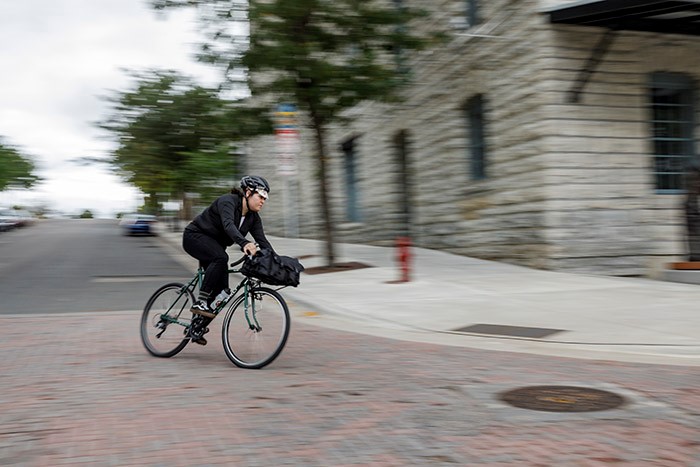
[186,192,273,252]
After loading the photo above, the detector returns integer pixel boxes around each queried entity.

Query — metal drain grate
[500,386,626,412]
[303,262,373,275]
[453,323,565,339]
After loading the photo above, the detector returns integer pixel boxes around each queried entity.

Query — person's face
[246,188,267,212]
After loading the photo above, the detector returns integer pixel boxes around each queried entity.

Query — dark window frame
[394,129,412,235]
[466,0,480,28]
[649,72,696,193]
[392,0,410,77]
[341,137,361,222]
[465,94,487,180]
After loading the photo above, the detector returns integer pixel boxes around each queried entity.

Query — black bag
[240,248,305,287]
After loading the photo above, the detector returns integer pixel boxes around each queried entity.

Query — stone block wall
[539,25,700,274]
[244,0,700,276]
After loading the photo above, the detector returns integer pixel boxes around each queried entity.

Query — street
[0,220,698,465]
[1,311,697,465]
[0,219,190,314]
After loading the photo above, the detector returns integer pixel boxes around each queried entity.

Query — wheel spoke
[140,283,193,358]
[222,287,290,369]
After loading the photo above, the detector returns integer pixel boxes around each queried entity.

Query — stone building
[245,0,700,277]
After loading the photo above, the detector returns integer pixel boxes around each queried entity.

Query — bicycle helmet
[240,175,270,198]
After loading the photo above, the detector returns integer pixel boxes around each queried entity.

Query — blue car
[119,214,157,236]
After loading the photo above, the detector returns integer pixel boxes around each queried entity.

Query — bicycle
[140,255,290,369]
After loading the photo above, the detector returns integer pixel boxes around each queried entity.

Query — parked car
[12,209,35,227]
[0,209,22,231]
[119,214,158,236]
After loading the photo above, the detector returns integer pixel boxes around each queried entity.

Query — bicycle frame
[141,255,291,368]
[159,263,262,331]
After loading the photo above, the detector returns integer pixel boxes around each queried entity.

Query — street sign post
[275,104,300,237]
[275,103,300,176]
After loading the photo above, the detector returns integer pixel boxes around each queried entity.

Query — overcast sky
[0,0,223,217]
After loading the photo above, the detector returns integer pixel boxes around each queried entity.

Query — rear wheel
[140,282,194,358]
[221,287,290,369]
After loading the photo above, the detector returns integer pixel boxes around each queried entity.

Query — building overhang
[546,0,700,36]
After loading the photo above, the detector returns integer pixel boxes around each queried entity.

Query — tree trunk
[181,192,192,221]
[146,191,159,214]
[310,112,336,266]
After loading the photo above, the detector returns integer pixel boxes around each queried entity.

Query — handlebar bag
[241,248,305,287]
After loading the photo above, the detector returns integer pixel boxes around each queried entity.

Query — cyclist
[182,175,274,344]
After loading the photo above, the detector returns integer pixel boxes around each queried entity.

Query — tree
[99,70,271,217]
[0,139,39,191]
[151,0,439,265]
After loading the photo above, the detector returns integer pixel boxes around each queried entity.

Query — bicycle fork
[243,288,262,332]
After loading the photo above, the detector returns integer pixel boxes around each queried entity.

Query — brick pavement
[0,305,698,466]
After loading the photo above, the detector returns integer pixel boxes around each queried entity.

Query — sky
[0,0,224,218]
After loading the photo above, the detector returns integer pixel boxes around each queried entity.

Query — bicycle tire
[221,287,290,369]
[140,282,194,358]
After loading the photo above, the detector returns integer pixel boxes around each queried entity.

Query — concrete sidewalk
[156,226,700,366]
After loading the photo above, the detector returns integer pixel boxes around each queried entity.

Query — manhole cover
[499,386,625,412]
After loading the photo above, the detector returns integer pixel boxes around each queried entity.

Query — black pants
[182,229,229,301]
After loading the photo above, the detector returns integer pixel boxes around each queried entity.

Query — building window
[392,0,410,77]
[466,0,479,27]
[650,72,695,192]
[394,130,412,234]
[465,94,487,180]
[341,138,361,222]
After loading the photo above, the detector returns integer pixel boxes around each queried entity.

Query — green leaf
[97,70,272,214]
[0,138,40,191]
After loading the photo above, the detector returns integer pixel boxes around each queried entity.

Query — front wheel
[221,287,290,369]
[140,282,194,358]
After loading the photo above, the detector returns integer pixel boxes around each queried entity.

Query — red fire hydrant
[396,236,412,282]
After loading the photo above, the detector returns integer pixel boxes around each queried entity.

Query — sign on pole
[275,103,300,237]
[274,104,300,176]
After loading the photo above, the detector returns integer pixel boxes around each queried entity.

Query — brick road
[1,304,698,466]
